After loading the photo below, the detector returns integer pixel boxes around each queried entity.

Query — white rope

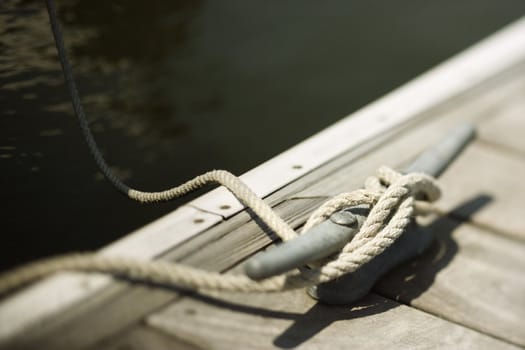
[128,170,298,241]
[0,166,440,296]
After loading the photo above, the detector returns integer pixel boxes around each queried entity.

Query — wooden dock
[1,17,525,350]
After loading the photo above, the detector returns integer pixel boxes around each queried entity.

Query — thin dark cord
[45,0,131,196]
[44,0,244,205]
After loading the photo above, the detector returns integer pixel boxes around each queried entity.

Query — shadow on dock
[273,194,492,348]
[373,193,492,304]
[136,194,491,348]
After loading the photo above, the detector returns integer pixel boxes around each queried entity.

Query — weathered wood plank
[144,290,519,350]
[435,142,525,241]
[375,218,525,347]
[96,325,206,350]
[4,63,525,350]
[479,97,525,154]
[0,199,325,350]
[0,206,221,344]
[3,20,525,350]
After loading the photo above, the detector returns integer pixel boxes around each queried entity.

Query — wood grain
[436,143,525,241]
[375,218,525,346]
[4,62,525,350]
[146,290,520,350]
[479,97,525,154]
[2,25,525,350]
[96,325,207,350]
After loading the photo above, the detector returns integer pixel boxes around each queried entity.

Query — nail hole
[292,165,302,170]
[219,204,231,210]
[193,218,205,224]
[184,308,196,315]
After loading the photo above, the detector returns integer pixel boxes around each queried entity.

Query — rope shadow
[272,193,492,348]
[272,295,396,348]
[373,193,492,303]
[177,291,399,349]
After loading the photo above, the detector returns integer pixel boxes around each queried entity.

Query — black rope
[45,0,131,196]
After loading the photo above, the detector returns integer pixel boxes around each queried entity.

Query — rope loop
[286,166,440,286]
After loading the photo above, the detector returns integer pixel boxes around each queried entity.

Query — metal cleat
[245,123,476,304]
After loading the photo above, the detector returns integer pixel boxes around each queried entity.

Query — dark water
[1,0,524,270]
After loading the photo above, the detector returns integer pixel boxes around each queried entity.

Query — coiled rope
[0,1,440,296]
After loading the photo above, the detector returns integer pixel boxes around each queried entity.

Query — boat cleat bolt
[329,210,357,227]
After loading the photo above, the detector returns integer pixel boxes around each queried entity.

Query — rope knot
[365,166,441,202]
[291,166,441,286]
